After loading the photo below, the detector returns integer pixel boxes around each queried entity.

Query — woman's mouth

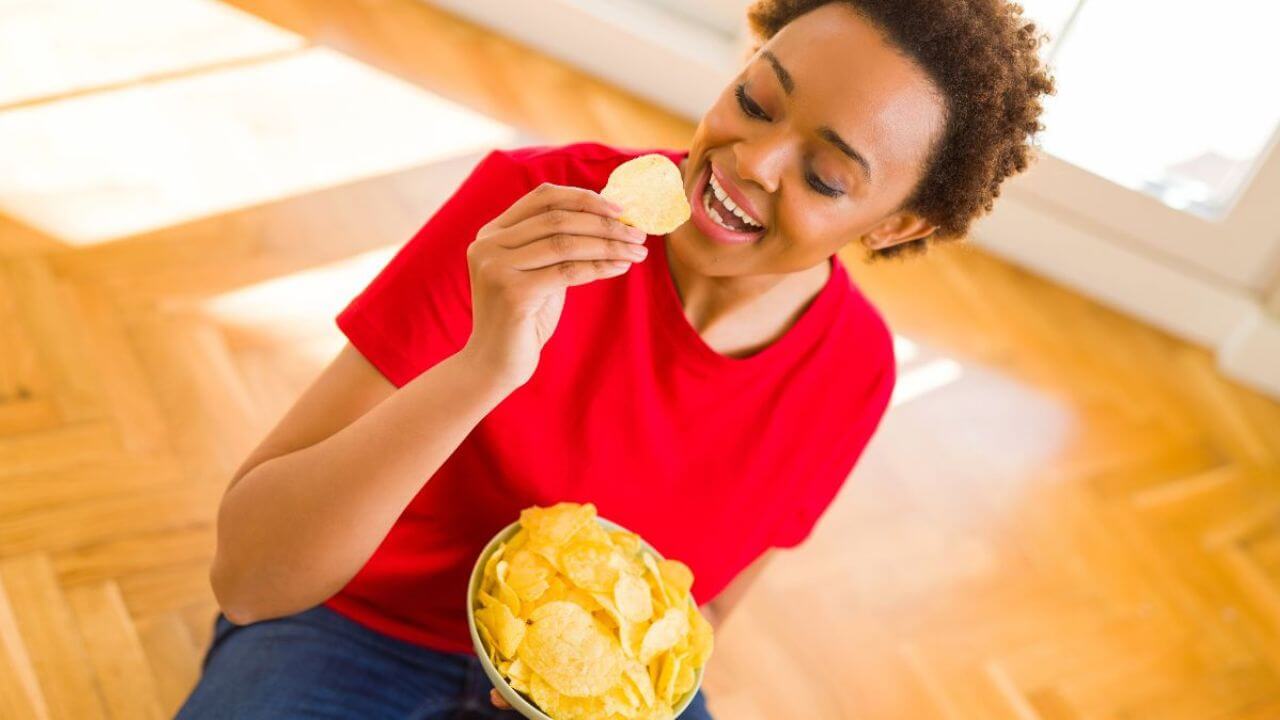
[689,161,767,245]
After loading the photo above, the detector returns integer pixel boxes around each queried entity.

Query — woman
[179,1,1052,717]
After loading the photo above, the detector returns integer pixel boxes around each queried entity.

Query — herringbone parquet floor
[2,1,1279,718]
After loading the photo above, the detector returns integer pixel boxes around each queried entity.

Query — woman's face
[674,4,946,276]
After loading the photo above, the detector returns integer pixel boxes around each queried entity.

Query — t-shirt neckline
[645,154,845,372]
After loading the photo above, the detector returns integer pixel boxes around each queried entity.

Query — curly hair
[747,0,1055,260]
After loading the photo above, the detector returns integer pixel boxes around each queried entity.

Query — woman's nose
[732,135,788,194]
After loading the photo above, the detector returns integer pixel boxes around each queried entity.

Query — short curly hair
[747,0,1055,260]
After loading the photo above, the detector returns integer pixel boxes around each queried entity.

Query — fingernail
[628,227,646,241]
[626,245,648,260]
[606,200,625,214]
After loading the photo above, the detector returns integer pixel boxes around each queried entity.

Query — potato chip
[656,653,680,705]
[476,621,498,666]
[606,683,641,717]
[686,604,715,667]
[476,589,501,610]
[529,576,569,614]
[658,560,693,597]
[609,529,643,558]
[559,541,620,593]
[530,674,562,717]
[570,520,613,546]
[642,553,667,600]
[614,573,654,624]
[600,154,691,235]
[673,661,697,698]
[483,543,506,586]
[473,503,712,720]
[556,693,606,720]
[507,549,553,603]
[521,502,596,548]
[635,703,676,720]
[639,608,689,664]
[625,659,656,708]
[520,601,623,698]
[565,586,602,614]
[508,656,531,685]
[494,572,521,616]
[591,591,643,660]
[474,602,526,660]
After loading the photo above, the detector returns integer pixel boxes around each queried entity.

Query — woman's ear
[860,211,937,251]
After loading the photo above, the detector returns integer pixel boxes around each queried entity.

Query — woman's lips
[688,161,766,246]
[709,164,765,228]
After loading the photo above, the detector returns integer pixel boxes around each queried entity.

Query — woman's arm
[703,550,775,630]
[210,342,518,625]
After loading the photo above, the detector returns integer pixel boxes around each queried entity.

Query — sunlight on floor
[0,0,301,107]
[890,334,964,409]
[884,332,1075,491]
[0,5,516,246]
[203,246,397,362]
[891,356,964,409]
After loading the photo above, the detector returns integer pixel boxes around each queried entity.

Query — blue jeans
[177,605,714,719]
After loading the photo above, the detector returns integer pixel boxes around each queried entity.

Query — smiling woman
[738,0,1055,261]
[182,2,1053,719]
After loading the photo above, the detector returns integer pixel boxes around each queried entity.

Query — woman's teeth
[706,181,762,233]
[711,170,757,226]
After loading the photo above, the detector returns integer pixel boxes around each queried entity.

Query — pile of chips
[473,502,713,720]
[600,154,691,236]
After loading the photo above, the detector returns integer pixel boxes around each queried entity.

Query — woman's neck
[663,156,831,358]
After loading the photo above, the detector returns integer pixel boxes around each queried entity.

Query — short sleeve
[336,150,532,387]
[769,355,896,549]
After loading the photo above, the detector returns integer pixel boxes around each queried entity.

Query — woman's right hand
[461,182,649,388]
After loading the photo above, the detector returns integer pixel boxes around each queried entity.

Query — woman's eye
[737,83,762,119]
[803,170,844,196]
[737,83,844,197]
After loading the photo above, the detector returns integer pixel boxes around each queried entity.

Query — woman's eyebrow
[761,50,794,94]
[760,49,872,181]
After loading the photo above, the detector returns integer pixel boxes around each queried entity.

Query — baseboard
[1220,309,1280,398]
[973,195,1279,399]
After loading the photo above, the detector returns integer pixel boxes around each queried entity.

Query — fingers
[507,233,648,271]
[499,208,645,249]
[490,688,512,709]
[493,182,624,229]
[518,257,635,290]
[468,184,646,302]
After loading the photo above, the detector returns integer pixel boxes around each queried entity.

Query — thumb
[490,687,512,709]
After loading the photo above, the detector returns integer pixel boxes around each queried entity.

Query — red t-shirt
[327,142,896,653]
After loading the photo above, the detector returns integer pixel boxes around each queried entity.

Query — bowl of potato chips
[467,502,713,720]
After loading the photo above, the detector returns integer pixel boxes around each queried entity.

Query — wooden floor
[3,1,1280,718]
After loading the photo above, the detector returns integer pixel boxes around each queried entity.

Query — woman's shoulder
[827,263,898,384]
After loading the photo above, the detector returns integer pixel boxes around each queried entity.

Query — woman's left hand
[490,687,512,709]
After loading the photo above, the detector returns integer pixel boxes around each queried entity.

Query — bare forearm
[703,600,724,632]
[211,348,516,623]
[702,550,774,631]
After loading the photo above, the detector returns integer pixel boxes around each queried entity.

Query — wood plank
[65,582,164,720]
[0,569,48,720]
[0,555,106,720]
[135,614,201,718]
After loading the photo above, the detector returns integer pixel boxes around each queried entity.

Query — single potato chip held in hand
[472,502,714,720]
[600,155,691,236]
